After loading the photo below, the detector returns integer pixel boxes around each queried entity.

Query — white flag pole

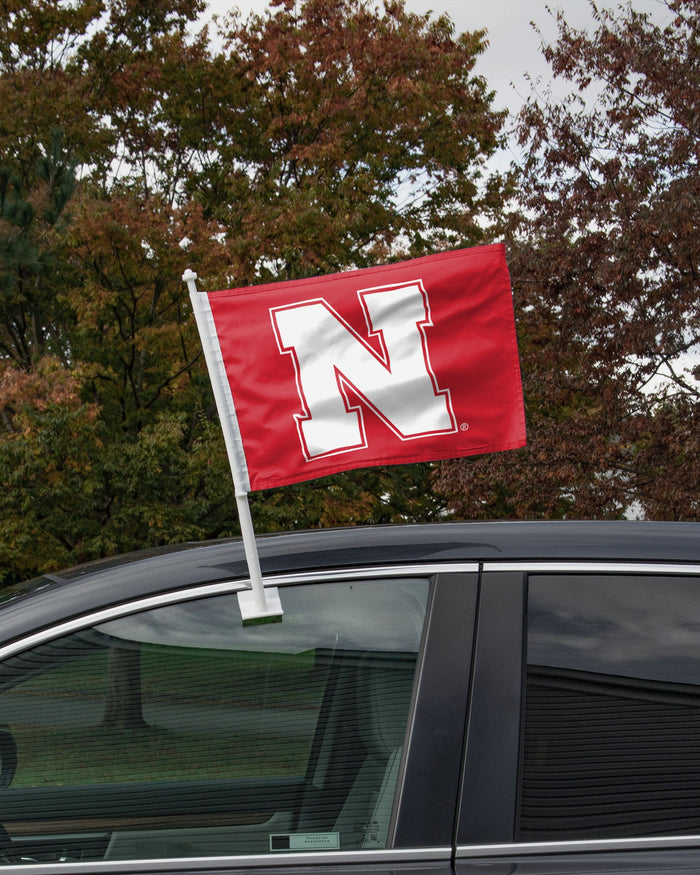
[183,269,282,625]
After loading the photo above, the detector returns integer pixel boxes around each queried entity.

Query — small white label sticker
[270,832,340,852]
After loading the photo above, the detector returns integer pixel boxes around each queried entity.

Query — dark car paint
[459,570,525,846]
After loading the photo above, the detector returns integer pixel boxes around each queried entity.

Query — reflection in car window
[0,578,428,864]
[519,574,700,841]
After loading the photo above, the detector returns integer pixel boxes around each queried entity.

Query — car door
[0,563,477,874]
[456,562,700,875]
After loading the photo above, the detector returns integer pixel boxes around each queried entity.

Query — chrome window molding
[3,846,452,875]
[457,834,700,858]
[0,563,477,662]
[260,562,478,585]
[482,561,700,575]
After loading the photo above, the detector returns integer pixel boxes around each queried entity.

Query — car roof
[53,519,700,578]
[1,520,699,647]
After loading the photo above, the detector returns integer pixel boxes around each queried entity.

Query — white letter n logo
[271,281,456,460]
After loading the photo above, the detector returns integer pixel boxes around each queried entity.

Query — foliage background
[0,0,697,584]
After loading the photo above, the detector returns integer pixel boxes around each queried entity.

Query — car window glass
[0,577,428,865]
[519,574,700,841]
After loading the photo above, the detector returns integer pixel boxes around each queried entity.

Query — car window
[0,577,428,865]
[519,574,700,841]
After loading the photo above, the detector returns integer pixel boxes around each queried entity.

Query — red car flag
[185,244,525,494]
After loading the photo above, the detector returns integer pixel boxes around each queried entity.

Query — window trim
[484,561,700,575]
[457,834,700,858]
[0,563,478,662]
[1,846,453,874]
[457,570,525,845]
[395,571,478,848]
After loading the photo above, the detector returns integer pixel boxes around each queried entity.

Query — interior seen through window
[520,574,700,841]
[0,577,428,864]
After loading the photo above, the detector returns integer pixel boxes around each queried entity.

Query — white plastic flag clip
[183,269,283,626]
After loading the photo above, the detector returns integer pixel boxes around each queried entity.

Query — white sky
[204,0,674,118]
[414,1,672,110]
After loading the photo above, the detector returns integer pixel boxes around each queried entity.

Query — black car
[1,520,700,874]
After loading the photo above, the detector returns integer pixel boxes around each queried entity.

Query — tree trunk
[100,645,148,730]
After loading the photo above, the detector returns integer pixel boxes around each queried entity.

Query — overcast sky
[412,1,672,110]
[205,0,673,119]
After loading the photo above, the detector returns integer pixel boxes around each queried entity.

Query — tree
[191,0,505,282]
[0,131,77,371]
[438,0,700,521]
[0,0,507,583]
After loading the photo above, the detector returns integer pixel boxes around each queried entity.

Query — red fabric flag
[193,244,525,492]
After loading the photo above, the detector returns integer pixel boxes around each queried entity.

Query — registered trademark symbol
[460,422,469,432]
